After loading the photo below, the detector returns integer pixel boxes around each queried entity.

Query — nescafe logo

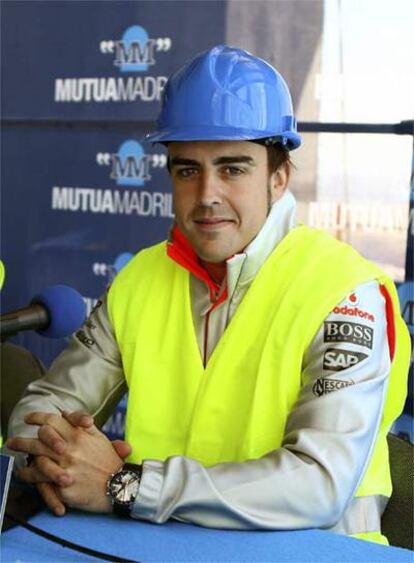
[324,321,373,349]
[313,377,355,397]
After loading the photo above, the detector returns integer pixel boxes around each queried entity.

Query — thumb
[111,440,132,459]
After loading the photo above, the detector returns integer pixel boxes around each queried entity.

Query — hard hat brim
[144,126,302,151]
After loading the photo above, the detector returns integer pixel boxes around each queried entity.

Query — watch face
[109,470,140,506]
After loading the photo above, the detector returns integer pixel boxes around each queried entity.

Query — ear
[269,162,291,204]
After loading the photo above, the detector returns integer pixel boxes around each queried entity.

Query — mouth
[193,218,234,230]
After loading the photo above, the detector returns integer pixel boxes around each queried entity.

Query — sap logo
[99,25,172,72]
[323,348,368,372]
[93,252,134,281]
[312,377,355,397]
[96,141,166,187]
[324,321,373,350]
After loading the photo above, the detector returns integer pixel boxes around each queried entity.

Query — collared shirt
[190,191,297,363]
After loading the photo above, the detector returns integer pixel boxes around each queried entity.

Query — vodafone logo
[348,292,359,305]
[332,304,375,322]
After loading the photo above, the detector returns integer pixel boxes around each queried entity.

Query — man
[6,45,410,544]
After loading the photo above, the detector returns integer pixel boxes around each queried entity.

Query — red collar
[167,225,228,309]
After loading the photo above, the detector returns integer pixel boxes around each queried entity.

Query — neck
[199,260,227,284]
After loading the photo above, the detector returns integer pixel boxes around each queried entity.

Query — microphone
[0,285,86,340]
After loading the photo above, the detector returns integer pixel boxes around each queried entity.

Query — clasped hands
[6,411,132,516]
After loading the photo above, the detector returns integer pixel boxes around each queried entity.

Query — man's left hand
[7,412,124,513]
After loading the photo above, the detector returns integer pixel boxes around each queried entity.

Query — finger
[62,410,97,433]
[17,463,45,484]
[37,482,66,516]
[6,437,59,459]
[38,425,67,455]
[36,455,73,486]
[18,456,72,487]
[112,440,132,459]
[24,412,76,441]
[24,411,60,426]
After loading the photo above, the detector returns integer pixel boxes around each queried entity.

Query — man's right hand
[7,411,132,516]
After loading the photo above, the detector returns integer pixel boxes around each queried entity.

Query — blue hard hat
[146,45,302,150]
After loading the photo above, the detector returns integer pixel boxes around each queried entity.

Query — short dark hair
[266,144,291,175]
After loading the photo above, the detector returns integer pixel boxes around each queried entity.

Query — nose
[197,170,222,207]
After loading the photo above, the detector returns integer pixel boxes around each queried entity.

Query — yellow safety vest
[108,225,410,541]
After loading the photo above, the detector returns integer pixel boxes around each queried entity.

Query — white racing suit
[8,192,392,536]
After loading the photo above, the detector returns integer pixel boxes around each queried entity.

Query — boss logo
[324,321,373,349]
[323,348,368,371]
[313,377,355,397]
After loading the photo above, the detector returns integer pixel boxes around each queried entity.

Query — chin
[192,238,234,263]
[203,255,231,265]
[196,249,226,263]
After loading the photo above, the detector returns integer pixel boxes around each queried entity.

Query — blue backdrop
[1,1,412,440]
[1,0,226,366]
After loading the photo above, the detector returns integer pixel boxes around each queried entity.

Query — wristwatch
[106,462,142,516]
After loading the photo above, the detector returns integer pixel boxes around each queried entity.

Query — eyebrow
[169,155,256,168]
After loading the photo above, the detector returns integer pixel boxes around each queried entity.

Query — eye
[222,166,245,176]
[174,167,198,178]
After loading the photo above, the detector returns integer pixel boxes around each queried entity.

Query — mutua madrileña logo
[100,139,164,188]
[51,140,173,217]
[54,24,171,103]
[105,25,171,73]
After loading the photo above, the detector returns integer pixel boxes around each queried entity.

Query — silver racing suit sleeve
[7,294,127,468]
[132,280,391,531]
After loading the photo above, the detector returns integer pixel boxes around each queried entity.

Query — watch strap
[123,463,142,474]
[113,500,131,517]
[112,463,142,517]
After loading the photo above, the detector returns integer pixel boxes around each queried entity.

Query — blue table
[1,511,413,562]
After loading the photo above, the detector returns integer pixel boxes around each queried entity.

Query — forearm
[135,451,347,530]
[7,295,126,467]
[135,374,387,530]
